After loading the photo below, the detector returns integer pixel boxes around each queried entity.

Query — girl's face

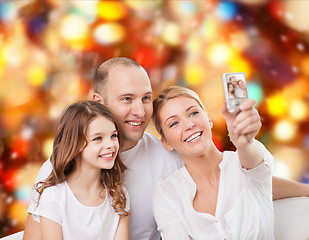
[81,116,119,171]
[228,84,234,93]
[159,96,213,158]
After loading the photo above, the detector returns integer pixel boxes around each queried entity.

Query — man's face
[230,77,237,87]
[102,66,153,151]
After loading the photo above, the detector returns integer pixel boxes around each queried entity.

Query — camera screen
[225,73,247,99]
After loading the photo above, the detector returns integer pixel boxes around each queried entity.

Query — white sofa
[1,197,309,240]
[0,231,24,240]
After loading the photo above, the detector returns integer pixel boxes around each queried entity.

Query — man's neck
[120,139,140,152]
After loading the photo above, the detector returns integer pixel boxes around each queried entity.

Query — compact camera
[222,72,248,113]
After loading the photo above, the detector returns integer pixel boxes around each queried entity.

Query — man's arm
[272,176,309,200]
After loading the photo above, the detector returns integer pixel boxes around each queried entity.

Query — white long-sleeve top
[153,149,275,240]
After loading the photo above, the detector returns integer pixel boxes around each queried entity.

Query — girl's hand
[221,99,261,148]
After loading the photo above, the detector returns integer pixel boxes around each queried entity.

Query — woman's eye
[190,111,199,117]
[169,122,178,128]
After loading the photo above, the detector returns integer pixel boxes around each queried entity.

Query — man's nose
[131,100,145,117]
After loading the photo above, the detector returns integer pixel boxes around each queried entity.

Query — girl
[152,86,275,239]
[227,82,235,99]
[34,101,129,240]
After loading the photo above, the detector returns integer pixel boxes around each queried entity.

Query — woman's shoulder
[155,167,192,195]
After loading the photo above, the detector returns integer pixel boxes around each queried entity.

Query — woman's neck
[183,145,223,183]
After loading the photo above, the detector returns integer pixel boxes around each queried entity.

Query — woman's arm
[40,216,62,240]
[114,215,129,240]
[222,99,265,169]
[222,99,309,197]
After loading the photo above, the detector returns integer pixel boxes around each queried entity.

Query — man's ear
[93,93,105,104]
[161,137,174,151]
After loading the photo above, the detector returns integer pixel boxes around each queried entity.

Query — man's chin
[125,131,144,141]
[120,132,144,151]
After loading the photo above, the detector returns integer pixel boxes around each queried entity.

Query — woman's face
[238,80,245,89]
[159,96,213,158]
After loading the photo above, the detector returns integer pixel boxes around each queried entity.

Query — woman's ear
[161,137,174,151]
[93,93,104,104]
[209,118,213,129]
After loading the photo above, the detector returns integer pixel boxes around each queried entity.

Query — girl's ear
[161,137,174,151]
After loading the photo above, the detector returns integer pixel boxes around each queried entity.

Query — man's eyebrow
[118,91,152,97]
[119,93,134,97]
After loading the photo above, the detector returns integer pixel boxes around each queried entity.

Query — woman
[236,79,248,98]
[32,101,129,240]
[152,86,275,239]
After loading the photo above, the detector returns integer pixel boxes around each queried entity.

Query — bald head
[94,57,142,98]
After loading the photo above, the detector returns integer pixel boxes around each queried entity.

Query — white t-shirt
[28,132,184,240]
[37,181,129,240]
[153,150,275,240]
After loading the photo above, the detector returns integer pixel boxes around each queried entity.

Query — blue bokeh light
[215,1,238,21]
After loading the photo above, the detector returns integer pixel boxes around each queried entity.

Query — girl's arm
[40,216,62,240]
[23,214,41,240]
[114,215,129,240]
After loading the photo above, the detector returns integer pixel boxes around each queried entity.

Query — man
[24,57,309,240]
[229,76,242,98]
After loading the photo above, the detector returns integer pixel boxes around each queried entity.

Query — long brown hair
[35,101,128,215]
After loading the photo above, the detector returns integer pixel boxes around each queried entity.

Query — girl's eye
[189,111,199,117]
[93,136,102,141]
[111,133,118,139]
[169,122,178,128]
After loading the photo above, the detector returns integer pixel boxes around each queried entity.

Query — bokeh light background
[0,0,309,237]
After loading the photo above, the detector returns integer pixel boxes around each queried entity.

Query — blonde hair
[152,86,206,139]
[36,101,128,215]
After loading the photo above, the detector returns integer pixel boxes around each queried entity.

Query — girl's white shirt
[153,149,275,240]
[27,133,184,240]
[36,181,129,240]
